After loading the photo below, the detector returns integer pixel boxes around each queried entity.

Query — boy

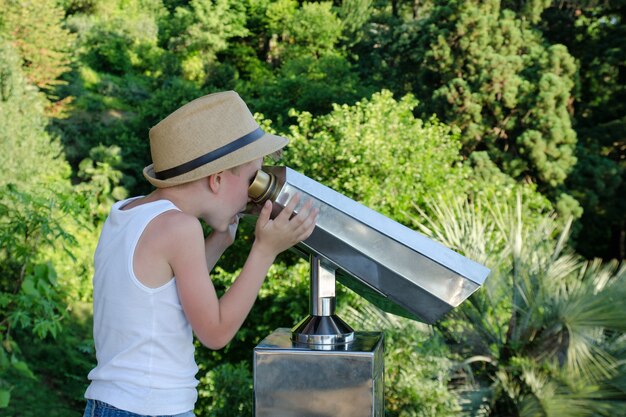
[83,91,318,416]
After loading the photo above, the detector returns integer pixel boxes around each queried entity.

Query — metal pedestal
[254,328,384,417]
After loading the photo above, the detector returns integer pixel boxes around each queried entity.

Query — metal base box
[253,328,384,417]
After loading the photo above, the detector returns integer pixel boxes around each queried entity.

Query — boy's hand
[253,193,318,258]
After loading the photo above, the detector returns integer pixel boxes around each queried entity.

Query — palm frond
[519,361,622,417]
[404,191,626,415]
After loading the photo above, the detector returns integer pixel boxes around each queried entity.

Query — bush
[196,361,253,417]
[283,90,468,224]
[344,305,462,417]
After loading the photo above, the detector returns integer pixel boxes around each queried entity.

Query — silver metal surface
[291,314,355,346]
[246,166,491,324]
[291,255,355,345]
[310,256,336,316]
[254,328,384,417]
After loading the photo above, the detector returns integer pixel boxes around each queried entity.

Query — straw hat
[143,91,288,188]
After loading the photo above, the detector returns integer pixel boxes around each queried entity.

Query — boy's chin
[211,224,228,233]
[218,220,235,233]
[206,216,238,233]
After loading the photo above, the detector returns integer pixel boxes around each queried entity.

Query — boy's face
[214,157,262,231]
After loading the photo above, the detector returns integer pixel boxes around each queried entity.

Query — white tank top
[85,197,199,415]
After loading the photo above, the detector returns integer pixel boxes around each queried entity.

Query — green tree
[267,1,342,61]
[281,89,563,235]
[58,0,256,198]
[414,1,577,190]
[67,0,167,76]
[0,39,86,409]
[247,53,367,124]
[75,144,129,221]
[355,1,579,212]
[337,0,374,46]
[283,90,467,222]
[164,0,248,82]
[415,194,626,416]
[236,0,369,125]
[196,361,253,417]
[54,1,177,197]
[529,1,626,260]
[0,0,76,91]
[0,186,79,407]
[0,40,70,191]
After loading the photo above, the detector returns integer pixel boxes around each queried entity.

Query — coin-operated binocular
[245,166,490,417]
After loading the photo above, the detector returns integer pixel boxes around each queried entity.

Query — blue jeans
[83,399,195,417]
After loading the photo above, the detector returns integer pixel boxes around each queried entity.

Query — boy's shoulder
[142,208,204,253]
[155,208,201,236]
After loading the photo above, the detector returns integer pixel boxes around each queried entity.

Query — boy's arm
[171,195,317,349]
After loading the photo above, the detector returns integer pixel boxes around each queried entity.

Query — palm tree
[411,193,626,416]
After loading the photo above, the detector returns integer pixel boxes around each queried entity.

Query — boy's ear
[207,172,222,193]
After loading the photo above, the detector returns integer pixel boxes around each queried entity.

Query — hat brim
[143,132,288,188]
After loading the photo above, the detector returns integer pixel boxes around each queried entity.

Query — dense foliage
[415,194,626,416]
[0,0,624,416]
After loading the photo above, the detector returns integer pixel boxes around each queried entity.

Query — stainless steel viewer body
[247,166,491,416]
[248,166,490,324]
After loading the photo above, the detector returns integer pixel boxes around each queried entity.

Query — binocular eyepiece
[248,169,280,204]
